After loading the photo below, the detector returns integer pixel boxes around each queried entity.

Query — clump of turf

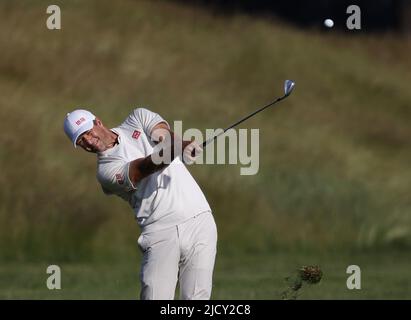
[281,265,323,299]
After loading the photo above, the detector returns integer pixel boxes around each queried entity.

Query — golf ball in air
[324,19,334,28]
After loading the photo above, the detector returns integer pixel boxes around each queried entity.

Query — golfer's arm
[128,155,167,185]
[128,123,189,185]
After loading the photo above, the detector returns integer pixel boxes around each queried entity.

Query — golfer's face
[76,125,105,153]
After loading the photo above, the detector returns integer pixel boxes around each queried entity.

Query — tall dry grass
[1,0,411,262]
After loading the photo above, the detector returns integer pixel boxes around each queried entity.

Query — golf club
[200,79,295,150]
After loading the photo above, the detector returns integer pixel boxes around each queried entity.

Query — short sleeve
[124,108,170,138]
[97,160,137,196]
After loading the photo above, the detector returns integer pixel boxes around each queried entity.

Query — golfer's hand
[182,140,203,165]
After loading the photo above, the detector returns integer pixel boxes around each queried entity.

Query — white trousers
[137,211,217,300]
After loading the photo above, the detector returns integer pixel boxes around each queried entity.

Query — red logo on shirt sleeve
[115,173,124,185]
[132,130,141,140]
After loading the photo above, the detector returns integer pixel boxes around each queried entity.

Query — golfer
[63,108,217,300]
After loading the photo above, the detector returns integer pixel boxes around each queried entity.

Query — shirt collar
[97,129,121,157]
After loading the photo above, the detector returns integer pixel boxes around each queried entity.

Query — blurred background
[0,0,410,299]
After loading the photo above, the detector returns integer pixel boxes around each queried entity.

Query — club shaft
[201,94,287,148]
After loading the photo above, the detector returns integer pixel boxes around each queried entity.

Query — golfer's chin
[82,143,105,153]
[94,145,107,153]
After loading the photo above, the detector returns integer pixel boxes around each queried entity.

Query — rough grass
[0,0,410,282]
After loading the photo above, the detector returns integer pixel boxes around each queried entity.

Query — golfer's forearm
[155,130,192,161]
[129,135,190,184]
[129,155,168,184]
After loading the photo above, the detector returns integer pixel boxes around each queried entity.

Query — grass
[1,250,410,299]
[0,0,411,299]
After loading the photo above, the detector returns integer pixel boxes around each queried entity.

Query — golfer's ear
[94,118,103,127]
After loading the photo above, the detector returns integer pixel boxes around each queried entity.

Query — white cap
[64,109,96,147]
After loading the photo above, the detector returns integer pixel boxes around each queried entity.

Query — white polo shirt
[96,108,211,233]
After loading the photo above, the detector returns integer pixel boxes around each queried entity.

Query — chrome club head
[284,80,295,97]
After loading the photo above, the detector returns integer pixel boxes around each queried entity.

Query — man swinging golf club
[63,80,294,300]
[64,107,217,300]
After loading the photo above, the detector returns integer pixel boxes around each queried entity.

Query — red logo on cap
[75,117,86,126]
[115,173,124,185]
[132,130,141,140]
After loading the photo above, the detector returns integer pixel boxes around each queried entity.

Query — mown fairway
[1,250,410,299]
